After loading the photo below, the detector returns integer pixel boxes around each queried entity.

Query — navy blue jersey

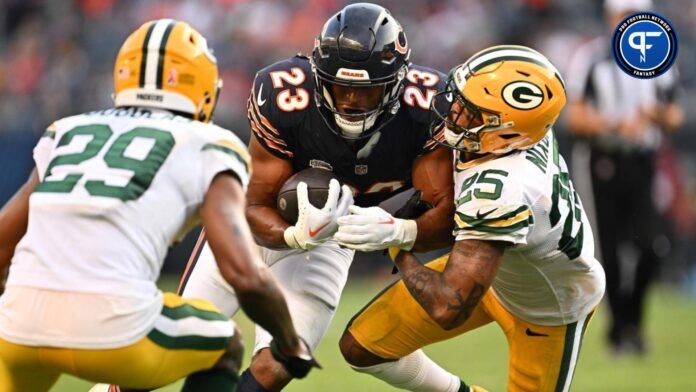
[247,55,446,206]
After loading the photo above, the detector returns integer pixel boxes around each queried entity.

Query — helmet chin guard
[334,111,379,138]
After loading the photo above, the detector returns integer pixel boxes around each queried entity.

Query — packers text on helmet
[113,19,221,122]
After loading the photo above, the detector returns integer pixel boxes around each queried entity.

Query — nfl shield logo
[355,165,368,175]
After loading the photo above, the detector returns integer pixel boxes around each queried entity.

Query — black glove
[393,190,434,220]
[269,338,321,379]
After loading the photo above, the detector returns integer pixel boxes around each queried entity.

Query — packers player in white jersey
[0,19,317,392]
[338,46,606,392]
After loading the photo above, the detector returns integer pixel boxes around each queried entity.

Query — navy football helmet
[311,3,411,140]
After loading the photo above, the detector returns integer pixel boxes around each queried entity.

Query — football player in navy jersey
[180,3,454,390]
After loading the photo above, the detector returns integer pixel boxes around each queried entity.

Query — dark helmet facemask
[429,77,511,153]
[312,63,406,139]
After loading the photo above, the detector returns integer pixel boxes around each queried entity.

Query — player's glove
[269,337,322,379]
[284,179,353,250]
[387,190,432,270]
[335,205,417,252]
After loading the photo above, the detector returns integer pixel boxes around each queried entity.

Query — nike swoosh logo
[257,83,266,106]
[525,328,549,337]
[309,222,330,237]
[379,218,395,224]
[476,208,497,220]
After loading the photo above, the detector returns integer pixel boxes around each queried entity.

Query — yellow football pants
[0,293,232,392]
[348,255,596,392]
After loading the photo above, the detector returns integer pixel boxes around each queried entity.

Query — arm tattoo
[402,268,442,313]
[396,240,505,330]
[445,283,486,327]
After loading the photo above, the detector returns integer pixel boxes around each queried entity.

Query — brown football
[277,168,339,224]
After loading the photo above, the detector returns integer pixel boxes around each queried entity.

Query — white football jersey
[453,131,605,325]
[1,108,249,348]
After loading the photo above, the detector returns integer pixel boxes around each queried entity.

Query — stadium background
[0,0,694,390]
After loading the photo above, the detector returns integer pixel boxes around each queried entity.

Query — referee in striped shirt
[565,0,683,355]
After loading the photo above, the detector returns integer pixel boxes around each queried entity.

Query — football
[277,168,338,224]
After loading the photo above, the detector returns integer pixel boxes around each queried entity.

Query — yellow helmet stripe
[140,19,176,89]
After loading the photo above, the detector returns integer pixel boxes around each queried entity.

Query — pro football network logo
[612,12,678,79]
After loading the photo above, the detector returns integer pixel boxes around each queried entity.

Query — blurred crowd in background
[0,0,694,296]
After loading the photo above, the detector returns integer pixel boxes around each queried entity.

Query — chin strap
[335,111,378,138]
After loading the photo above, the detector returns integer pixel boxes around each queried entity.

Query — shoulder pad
[252,57,314,127]
[248,57,315,159]
[453,160,532,244]
[199,126,251,175]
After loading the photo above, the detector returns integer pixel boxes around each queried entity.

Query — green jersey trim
[201,142,250,174]
[454,205,533,235]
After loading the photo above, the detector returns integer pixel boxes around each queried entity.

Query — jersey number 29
[35,125,175,201]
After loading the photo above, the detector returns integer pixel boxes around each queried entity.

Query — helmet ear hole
[204,92,211,104]
[398,32,407,47]
[545,85,553,99]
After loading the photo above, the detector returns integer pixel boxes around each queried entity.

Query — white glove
[284,179,353,250]
[335,205,417,252]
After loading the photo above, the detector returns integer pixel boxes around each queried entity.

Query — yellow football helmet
[114,19,221,122]
[431,45,566,155]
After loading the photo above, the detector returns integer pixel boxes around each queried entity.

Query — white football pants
[181,236,354,353]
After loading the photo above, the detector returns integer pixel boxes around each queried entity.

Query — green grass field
[53,280,696,391]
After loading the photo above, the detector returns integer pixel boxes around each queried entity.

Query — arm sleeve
[655,69,679,104]
[246,71,295,159]
[34,124,57,181]
[453,168,533,245]
[565,40,599,103]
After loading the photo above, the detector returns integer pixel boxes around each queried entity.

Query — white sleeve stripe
[153,314,234,338]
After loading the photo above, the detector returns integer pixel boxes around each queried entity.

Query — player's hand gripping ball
[277,168,337,223]
[279,168,353,250]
